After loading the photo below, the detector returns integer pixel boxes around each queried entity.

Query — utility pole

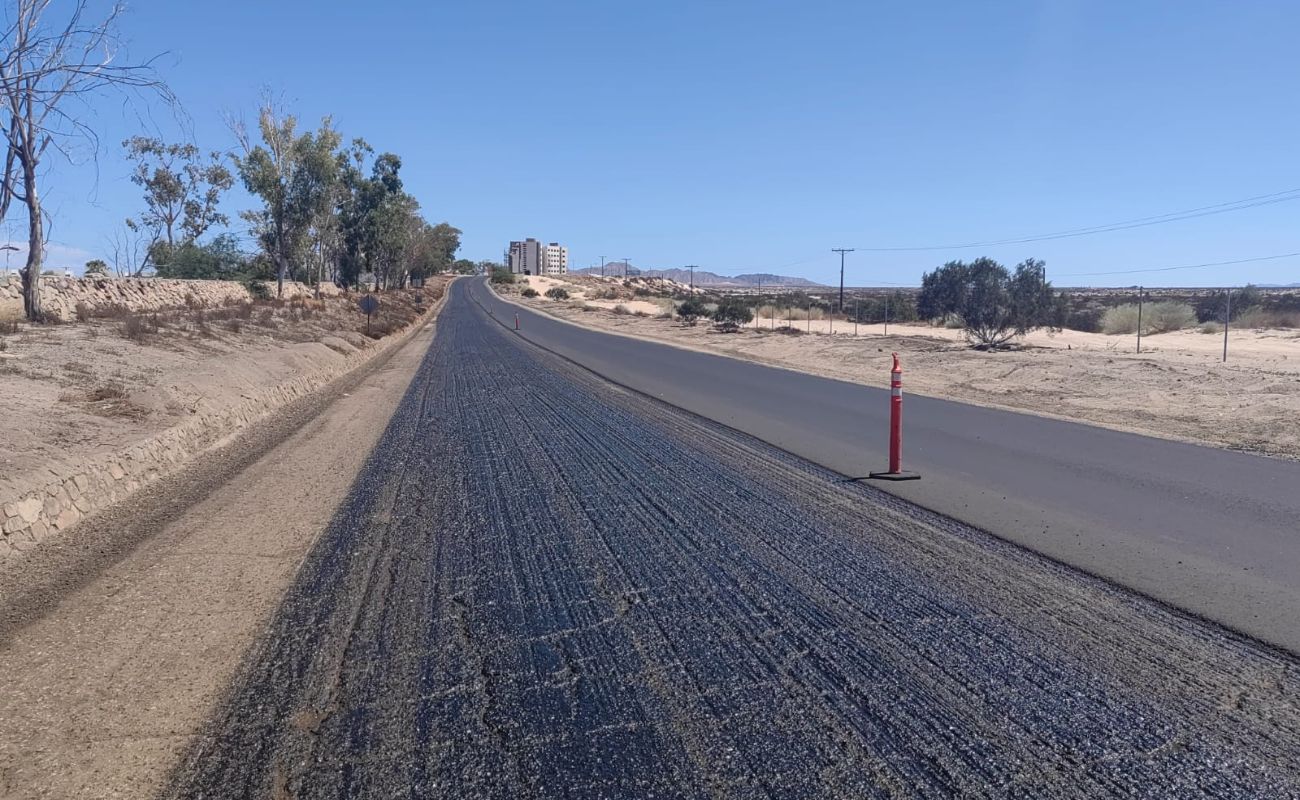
[831,248,854,314]
[623,258,632,278]
[683,265,697,289]
[600,255,606,277]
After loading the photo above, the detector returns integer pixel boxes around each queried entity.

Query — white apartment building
[541,243,568,275]
[508,238,568,275]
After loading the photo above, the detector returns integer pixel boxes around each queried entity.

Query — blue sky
[14,0,1300,286]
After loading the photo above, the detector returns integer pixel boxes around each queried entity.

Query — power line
[852,188,1300,252]
[1053,250,1300,278]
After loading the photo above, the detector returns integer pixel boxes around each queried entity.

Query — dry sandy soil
[0,312,444,799]
[0,283,442,502]
[503,276,1300,460]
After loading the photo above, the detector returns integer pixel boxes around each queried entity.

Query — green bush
[544,287,569,300]
[677,297,708,325]
[712,297,754,331]
[520,287,539,298]
[490,267,516,285]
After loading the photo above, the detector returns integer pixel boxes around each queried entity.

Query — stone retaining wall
[0,285,444,558]
[0,275,342,322]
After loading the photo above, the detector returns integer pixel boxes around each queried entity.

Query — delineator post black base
[868,471,921,481]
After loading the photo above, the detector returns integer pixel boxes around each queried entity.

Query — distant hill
[1259,283,1300,288]
[572,265,823,288]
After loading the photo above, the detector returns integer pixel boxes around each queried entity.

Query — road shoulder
[0,306,443,799]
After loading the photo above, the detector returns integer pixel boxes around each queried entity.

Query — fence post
[807,303,811,333]
[1223,287,1231,362]
[1136,288,1144,354]
[854,299,859,336]
[869,353,920,481]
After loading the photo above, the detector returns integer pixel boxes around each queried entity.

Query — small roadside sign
[359,294,380,334]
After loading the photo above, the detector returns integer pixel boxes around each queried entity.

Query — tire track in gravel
[163,280,1300,799]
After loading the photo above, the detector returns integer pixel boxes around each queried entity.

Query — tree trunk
[21,158,43,322]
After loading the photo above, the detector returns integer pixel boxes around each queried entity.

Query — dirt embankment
[498,276,1300,460]
[0,278,449,556]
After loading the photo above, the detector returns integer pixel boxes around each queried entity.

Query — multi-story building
[507,238,541,275]
[508,238,567,276]
[541,243,568,275]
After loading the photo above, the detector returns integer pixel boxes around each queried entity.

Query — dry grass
[1237,307,1300,330]
[1102,302,1197,335]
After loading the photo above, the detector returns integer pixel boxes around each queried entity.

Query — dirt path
[0,311,442,799]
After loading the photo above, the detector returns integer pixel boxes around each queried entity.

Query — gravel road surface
[166,282,1300,798]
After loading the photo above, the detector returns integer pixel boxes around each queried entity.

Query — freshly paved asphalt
[166,279,1300,798]
[476,279,1300,653]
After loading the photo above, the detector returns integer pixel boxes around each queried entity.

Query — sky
[8,0,1300,287]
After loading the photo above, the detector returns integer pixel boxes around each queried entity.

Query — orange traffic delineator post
[870,353,921,481]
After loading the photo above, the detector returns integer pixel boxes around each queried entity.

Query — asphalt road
[474,280,1300,653]
[166,282,1300,798]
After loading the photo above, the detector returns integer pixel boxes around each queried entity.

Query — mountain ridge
[571,265,823,287]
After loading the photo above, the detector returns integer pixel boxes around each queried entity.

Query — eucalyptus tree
[230,102,340,297]
[123,136,232,272]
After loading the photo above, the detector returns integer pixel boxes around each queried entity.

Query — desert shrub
[245,280,271,301]
[236,302,254,320]
[1144,302,1197,333]
[490,267,515,285]
[712,297,754,331]
[225,319,242,333]
[0,319,18,334]
[1101,304,1141,335]
[1102,301,1196,335]
[633,310,650,318]
[1196,285,1264,323]
[258,309,276,327]
[521,287,539,298]
[1064,306,1104,333]
[1200,321,1223,334]
[612,304,630,315]
[677,297,708,325]
[74,302,91,323]
[1237,306,1300,329]
[633,287,652,297]
[0,337,7,351]
[121,314,156,342]
[545,287,570,300]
